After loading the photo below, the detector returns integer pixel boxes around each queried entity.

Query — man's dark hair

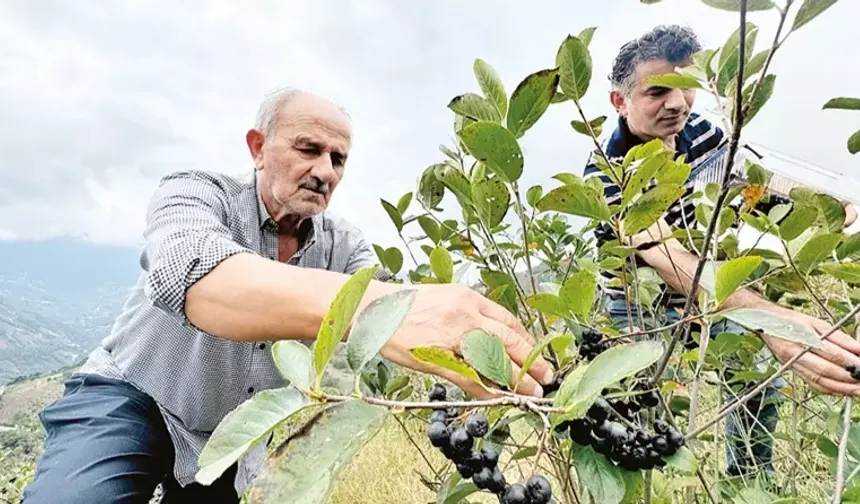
[609,25,702,95]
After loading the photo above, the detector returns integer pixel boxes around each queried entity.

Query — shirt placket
[245,223,279,398]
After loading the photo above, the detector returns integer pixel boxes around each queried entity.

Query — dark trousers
[21,374,240,504]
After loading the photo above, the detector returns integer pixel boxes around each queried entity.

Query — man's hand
[378,283,555,400]
[844,203,857,228]
[758,307,860,397]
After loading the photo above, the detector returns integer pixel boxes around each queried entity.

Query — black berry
[526,474,553,504]
[481,445,499,467]
[593,420,612,439]
[428,422,449,448]
[587,397,611,422]
[466,414,489,438]
[653,436,669,455]
[487,467,506,494]
[429,410,448,424]
[456,462,474,479]
[472,467,492,490]
[464,449,484,472]
[668,429,685,448]
[653,419,669,435]
[429,383,447,401]
[583,328,602,344]
[449,427,473,453]
[501,483,529,504]
[607,422,629,446]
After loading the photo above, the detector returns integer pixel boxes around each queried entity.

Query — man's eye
[300,147,319,154]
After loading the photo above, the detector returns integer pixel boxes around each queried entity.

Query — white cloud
[0,0,857,250]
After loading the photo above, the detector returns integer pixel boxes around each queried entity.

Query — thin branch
[834,398,854,502]
[651,0,751,383]
[320,392,564,414]
[398,231,420,268]
[526,402,551,478]
[741,0,793,118]
[686,301,860,439]
[393,414,441,481]
[513,182,550,336]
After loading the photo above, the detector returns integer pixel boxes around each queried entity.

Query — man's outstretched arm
[629,218,860,397]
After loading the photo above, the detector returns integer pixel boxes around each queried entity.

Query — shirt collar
[607,115,693,158]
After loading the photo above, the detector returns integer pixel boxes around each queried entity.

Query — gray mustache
[300,177,330,195]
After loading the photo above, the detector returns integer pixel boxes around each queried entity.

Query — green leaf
[823,97,860,110]
[721,308,826,349]
[536,184,611,221]
[779,205,818,241]
[510,446,539,461]
[571,116,607,137]
[745,50,769,78]
[794,232,842,273]
[702,0,774,9]
[272,341,314,391]
[474,58,508,119]
[716,22,759,95]
[448,93,501,123]
[380,199,403,232]
[645,73,702,89]
[622,151,673,206]
[526,293,569,319]
[461,329,513,388]
[793,0,840,31]
[515,334,573,388]
[457,121,524,183]
[578,26,597,47]
[849,130,860,155]
[430,245,454,283]
[623,184,686,236]
[716,256,763,304]
[838,233,860,260]
[621,470,645,504]
[556,35,592,101]
[396,192,413,215]
[434,163,472,204]
[560,270,597,321]
[313,265,378,390]
[418,164,445,210]
[346,289,417,375]
[418,216,441,244]
[410,346,484,386]
[506,68,559,138]
[822,263,860,284]
[815,194,847,232]
[472,178,510,228]
[743,74,775,126]
[526,185,543,207]
[570,341,664,414]
[246,400,386,504]
[664,446,698,472]
[574,444,626,504]
[196,387,310,485]
[384,247,403,275]
[656,160,691,186]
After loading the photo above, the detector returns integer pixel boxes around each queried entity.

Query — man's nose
[664,89,687,111]
[309,154,337,183]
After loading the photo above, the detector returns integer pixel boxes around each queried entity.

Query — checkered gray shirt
[79,168,389,494]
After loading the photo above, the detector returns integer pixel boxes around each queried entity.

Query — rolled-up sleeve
[141,171,255,322]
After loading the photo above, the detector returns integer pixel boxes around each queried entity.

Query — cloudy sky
[1,0,858,251]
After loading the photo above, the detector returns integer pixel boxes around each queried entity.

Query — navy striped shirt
[583,112,730,306]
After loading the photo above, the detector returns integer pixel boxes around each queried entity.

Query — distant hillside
[0,237,142,384]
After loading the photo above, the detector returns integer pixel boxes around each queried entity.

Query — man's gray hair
[253,87,350,138]
[609,25,702,95]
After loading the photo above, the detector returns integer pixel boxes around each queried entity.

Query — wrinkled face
[611,58,696,142]
[248,94,351,222]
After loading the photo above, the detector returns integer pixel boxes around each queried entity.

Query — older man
[22,89,553,504]
[583,25,860,478]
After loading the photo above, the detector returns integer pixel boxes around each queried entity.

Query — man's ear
[609,90,627,116]
[246,129,266,169]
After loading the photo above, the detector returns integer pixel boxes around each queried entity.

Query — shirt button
[258,343,266,350]
[248,387,255,394]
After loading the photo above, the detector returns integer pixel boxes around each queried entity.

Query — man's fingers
[792,361,860,397]
[479,297,537,345]
[509,361,544,398]
[481,318,554,389]
[795,351,856,384]
[813,320,860,356]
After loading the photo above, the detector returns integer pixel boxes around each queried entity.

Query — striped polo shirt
[582,112,732,306]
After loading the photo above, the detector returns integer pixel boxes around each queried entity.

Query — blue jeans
[21,374,240,504]
[607,300,783,479]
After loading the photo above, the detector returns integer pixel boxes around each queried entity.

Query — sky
[1,0,858,252]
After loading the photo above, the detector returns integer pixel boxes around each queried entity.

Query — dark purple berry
[594,420,612,439]
[639,390,660,408]
[607,422,629,446]
[653,419,669,435]
[464,449,484,471]
[449,427,473,453]
[466,414,489,438]
[501,483,529,504]
[587,398,611,422]
[429,383,447,401]
[526,474,552,504]
[653,436,669,455]
[456,462,474,479]
[472,467,492,489]
[428,422,449,448]
[668,429,685,448]
[487,467,506,494]
[481,445,499,467]
[429,410,448,424]
[583,329,602,344]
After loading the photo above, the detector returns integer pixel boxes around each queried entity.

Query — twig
[398,231,420,268]
[741,0,793,118]
[834,398,854,502]
[513,182,550,337]
[393,414,441,481]
[686,301,860,439]
[320,392,564,414]
[526,402,551,477]
[650,0,751,383]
